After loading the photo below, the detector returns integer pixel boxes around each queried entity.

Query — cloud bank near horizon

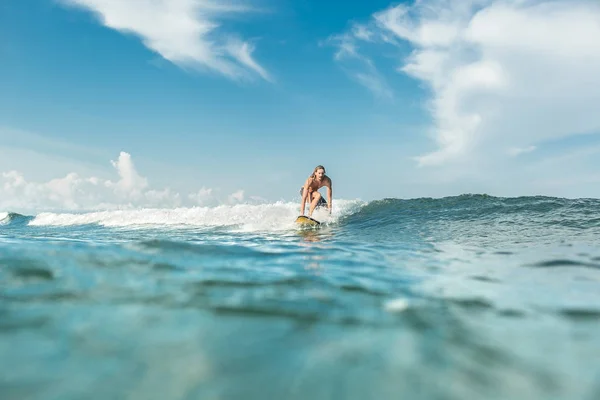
[60,0,272,81]
[329,0,600,167]
[1,151,252,212]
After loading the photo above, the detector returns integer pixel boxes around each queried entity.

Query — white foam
[0,212,8,224]
[29,200,366,231]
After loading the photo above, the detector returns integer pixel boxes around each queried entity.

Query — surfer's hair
[310,165,326,179]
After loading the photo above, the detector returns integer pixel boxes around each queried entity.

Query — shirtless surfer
[300,165,332,217]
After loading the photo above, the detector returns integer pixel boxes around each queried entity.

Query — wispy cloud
[1,152,249,212]
[352,71,393,100]
[508,146,536,157]
[225,37,272,82]
[60,0,271,81]
[324,30,393,100]
[329,0,600,166]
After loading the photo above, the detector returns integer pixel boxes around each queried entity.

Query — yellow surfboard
[295,215,320,226]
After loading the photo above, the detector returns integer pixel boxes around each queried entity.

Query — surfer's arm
[300,180,310,215]
[326,180,332,214]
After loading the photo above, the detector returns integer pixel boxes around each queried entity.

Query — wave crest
[29,200,365,230]
[0,212,32,226]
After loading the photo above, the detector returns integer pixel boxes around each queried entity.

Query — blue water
[1,195,600,399]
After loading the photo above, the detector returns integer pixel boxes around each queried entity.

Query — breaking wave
[28,200,365,230]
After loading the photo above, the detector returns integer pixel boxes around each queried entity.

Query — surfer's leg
[308,192,322,216]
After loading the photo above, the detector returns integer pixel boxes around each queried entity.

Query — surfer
[299,165,332,217]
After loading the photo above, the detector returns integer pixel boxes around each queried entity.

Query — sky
[1,0,600,213]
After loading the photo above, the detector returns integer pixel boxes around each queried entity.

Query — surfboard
[295,215,320,226]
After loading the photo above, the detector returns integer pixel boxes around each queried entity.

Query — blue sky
[2,0,600,212]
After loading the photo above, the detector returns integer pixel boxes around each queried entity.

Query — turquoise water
[1,195,600,399]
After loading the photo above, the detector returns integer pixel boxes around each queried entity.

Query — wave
[341,194,600,228]
[0,212,33,226]
[29,200,366,230]
[18,194,600,235]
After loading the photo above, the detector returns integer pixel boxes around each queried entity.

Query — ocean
[1,195,599,399]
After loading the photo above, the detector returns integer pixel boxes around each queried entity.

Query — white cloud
[330,0,600,167]
[228,189,245,204]
[352,24,374,42]
[188,187,216,206]
[327,31,362,62]
[60,0,271,81]
[0,152,247,212]
[107,151,148,196]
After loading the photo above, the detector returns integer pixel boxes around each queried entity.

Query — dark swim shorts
[300,188,328,208]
